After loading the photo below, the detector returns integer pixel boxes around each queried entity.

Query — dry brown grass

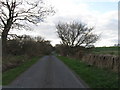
[2,55,31,72]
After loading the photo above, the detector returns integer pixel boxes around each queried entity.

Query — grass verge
[58,56,118,88]
[3,56,41,85]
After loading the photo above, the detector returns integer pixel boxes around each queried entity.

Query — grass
[2,56,41,85]
[58,56,118,88]
[91,46,119,55]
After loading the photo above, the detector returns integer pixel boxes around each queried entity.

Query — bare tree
[56,21,99,48]
[0,0,55,56]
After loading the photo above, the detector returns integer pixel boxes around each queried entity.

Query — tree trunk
[2,29,9,57]
[2,18,13,57]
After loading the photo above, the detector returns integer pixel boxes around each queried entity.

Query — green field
[58,56,118,88]
[90,46,119,55]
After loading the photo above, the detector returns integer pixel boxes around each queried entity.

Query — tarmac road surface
[6,55,88,88]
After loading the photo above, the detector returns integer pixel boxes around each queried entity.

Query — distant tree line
[114,44,120,47]
[6,34,53,57]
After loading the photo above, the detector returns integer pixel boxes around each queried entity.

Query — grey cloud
[104,19,118,31]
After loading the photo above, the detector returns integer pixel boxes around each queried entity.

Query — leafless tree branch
[0,0,55,55]
[56,21,99,48]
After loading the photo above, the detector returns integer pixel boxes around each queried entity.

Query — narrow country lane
[5,55,88,88]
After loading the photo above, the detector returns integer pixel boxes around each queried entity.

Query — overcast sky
[10,0,118,47]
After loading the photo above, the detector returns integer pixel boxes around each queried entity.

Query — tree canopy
[56,21,99,48]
